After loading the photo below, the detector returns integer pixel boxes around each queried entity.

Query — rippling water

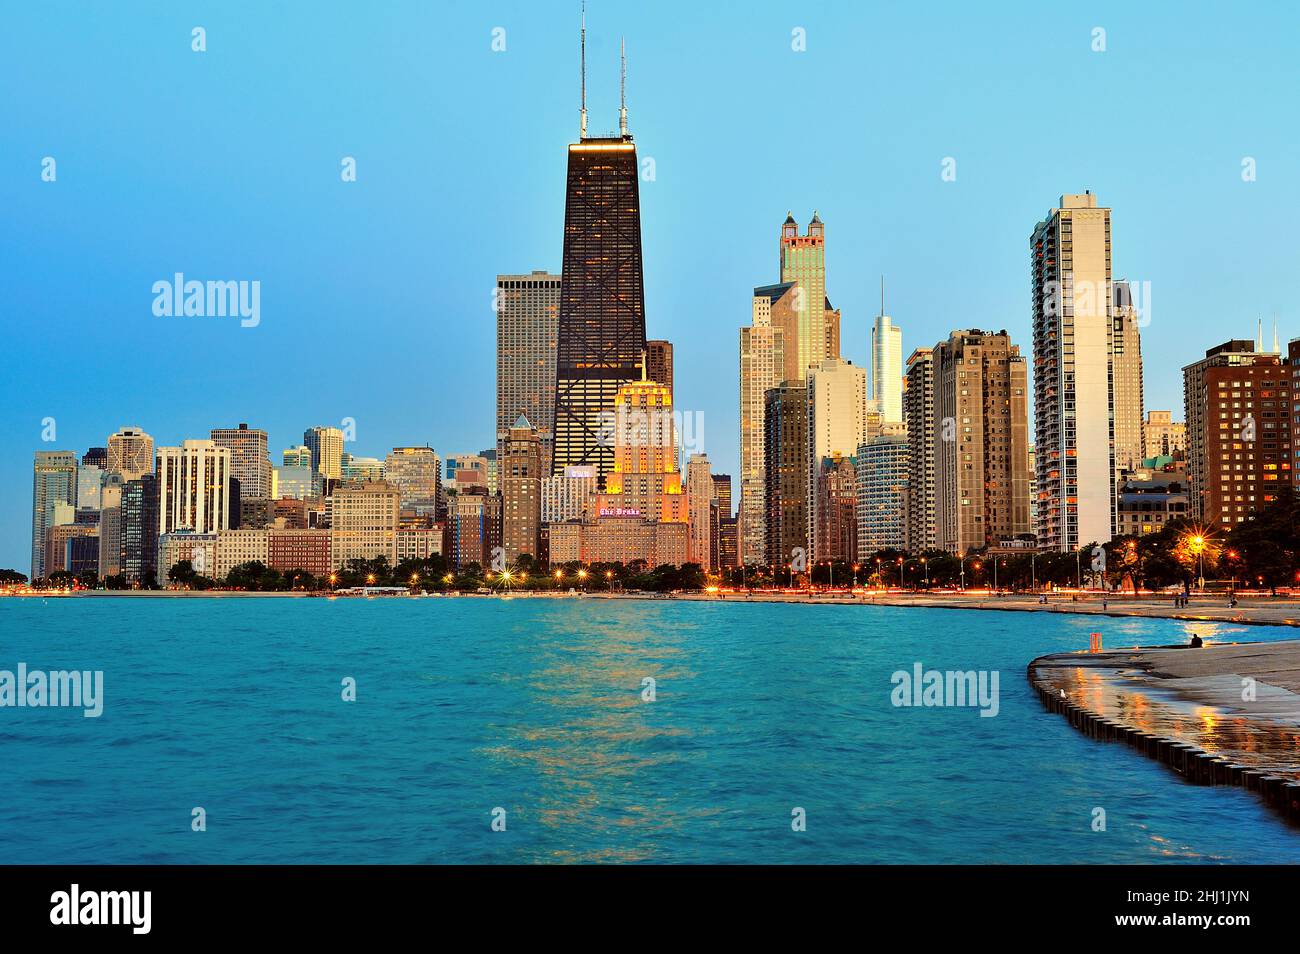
[1,596,1297,863]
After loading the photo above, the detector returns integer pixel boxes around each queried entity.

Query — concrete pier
[1029,639,1300,824]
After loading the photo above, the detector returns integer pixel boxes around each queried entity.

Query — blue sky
[3,1,1298,570]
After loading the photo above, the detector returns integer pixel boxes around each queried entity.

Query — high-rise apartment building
[1031,192,1114,551]
[210,423,272,501]
[1111,281,1146,477]
[157,440,232,536]
[304,427,344,481]
[31,451,78,579]
[384,446,441,514]
[98,473,125,578]
[500,415,543,561]
[857,434,909,555]
[1143,411,1186,460]
[740,286,789,563]
[934,330,1031,555]
[541,465,597,524]
[328,480,401,571]
[871,299,903,424]
[686,453,714,569]
[448,488,502,569]
[814,453,859,564]
[764,381,808,566]
[106,426,154,481]
[497,271,560,473]
[1183,339,1291,527]
[903,348,937,552]
[806,357,867,559]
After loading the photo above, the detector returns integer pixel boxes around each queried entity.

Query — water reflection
[1038,622,1300,779]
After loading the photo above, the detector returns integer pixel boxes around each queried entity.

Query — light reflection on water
[3,598,1300,863]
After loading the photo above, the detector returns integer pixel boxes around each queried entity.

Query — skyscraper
[303,427,344,481]
[779,212,839,375]
[1183,339,1291,527]
[871,284,903,424]
[740,286,790,563]
[120,474,159,585]
[500,414,543,561]
[686,453,714,569]
[646,339,674,397]
[31,451,77,580]
[328,481,401,571]
[764,381,808,567]
[1111,281,1146,478]
[903,348,936,553]
[106,426,154,481]
[384,446,441,514]
[856,433,909,555]
[157,440,232,535]
[806,357,868,559]
[552,25,647,481]
[934,330,1031,554]
[98,473,125,578]
[496,271,560,473]
[1031,192,1114,551]
[211,423,272,500]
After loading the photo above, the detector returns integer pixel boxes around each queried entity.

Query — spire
[1274,316,1281,354]
[880,275,885,317]
[619,37,628,137]
[1257,317,1264,352]
[579,1,588,139]
[640,348,648,381]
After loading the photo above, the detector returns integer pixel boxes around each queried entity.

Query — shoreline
[1029,640,1300,825]
[7,588,1300,627]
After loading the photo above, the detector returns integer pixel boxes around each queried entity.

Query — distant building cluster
[30,123,1292,588]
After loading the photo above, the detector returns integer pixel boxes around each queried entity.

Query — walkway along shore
[1029,640,1300,825]
[17,589,1300,629]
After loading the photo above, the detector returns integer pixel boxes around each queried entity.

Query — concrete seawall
[1029,641,1300,825]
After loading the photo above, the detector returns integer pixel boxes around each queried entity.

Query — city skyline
[5,3,1300,570]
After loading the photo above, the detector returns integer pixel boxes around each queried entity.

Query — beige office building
[740,288,788,563]
[214,529,270,579]
[106,426,155,481]
[496,271,560,473]
[328,481,400,571]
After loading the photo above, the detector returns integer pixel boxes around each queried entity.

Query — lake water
[2,596,1297,864]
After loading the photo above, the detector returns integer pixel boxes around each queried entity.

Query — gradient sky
[3,1,1299,571]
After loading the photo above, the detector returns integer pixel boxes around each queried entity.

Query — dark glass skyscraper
[552,135,647,481]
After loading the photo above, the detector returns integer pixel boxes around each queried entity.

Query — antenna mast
[619,37,628,137]
[579,1,588,139]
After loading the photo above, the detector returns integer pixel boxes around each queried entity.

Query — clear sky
[3,1,1298,571]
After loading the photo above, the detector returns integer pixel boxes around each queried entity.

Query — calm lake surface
[2,596,1297,864]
